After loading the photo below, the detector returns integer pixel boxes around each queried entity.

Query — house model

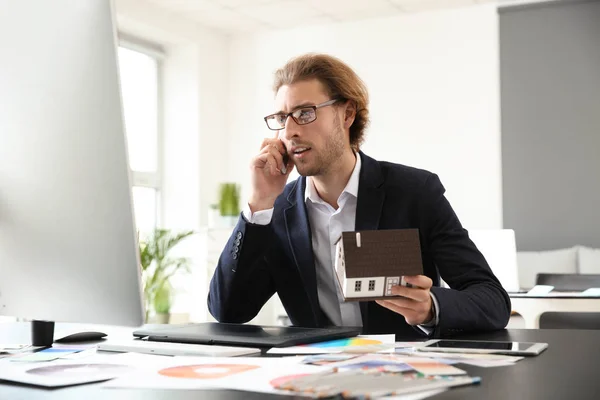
[334,229,424,301]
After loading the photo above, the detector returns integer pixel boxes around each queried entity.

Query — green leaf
[139,228,195,319]
[153,282,172,314]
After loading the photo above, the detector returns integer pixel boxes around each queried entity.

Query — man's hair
[273,53,370,151]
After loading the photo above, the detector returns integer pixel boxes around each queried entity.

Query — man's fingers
[376,276,434,326]
[254,147,286,174]
[390,286,429,302]
[377,297,414,309]
[270,141,286,156]
[377,297,428,314]
[258,139,288,172]
[252,151,273,169]
[375,300,421,325]
[403,275,433,289]
[376,299,430,325]
[264,153,280,176]
[266,147,286,173]
[260,138,286,155]
[376,300,413,314]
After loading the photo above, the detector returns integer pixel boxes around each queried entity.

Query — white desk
[510,293,600,328]
[2,322,600,400]
[0,321,143,346]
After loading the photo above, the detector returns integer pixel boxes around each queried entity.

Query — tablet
[418,339,548,356]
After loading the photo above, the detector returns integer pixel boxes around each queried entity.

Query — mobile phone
[281,145,289,175]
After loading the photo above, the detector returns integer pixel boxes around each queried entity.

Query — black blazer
[208,152,511,339]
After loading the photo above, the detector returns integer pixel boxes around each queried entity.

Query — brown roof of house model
[340,229,423,278]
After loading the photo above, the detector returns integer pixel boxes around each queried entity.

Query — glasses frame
[263,98,341,131]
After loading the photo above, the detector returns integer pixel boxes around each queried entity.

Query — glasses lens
[266,115,285,130]
[292,108,316,125]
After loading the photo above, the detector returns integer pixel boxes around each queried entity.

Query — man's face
[274,79,348,177]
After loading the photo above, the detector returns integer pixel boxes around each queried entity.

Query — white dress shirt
[242,154,439,331]
[302,154,363,326]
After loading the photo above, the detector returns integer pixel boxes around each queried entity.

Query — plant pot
[153,313,170,324]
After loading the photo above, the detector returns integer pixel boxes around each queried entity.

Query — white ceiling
[138,0,552,33]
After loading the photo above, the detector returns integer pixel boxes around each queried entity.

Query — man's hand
[248,133,294,213]
[375,275,434,326]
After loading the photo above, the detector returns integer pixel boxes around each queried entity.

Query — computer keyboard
[97,340,261,357]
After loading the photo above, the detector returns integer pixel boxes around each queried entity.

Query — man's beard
[295,117,346,177]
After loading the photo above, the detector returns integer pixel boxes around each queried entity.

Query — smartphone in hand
[281,145,289,175]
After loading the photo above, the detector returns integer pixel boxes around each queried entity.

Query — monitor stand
[31,320,55,347]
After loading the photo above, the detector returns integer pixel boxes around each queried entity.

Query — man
[208,53,510,339]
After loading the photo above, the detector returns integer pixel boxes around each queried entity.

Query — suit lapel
[284,177,321,326]
[355,152,385,231]
[354,152,386,328]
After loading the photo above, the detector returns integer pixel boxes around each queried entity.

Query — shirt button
[236,232,243,240]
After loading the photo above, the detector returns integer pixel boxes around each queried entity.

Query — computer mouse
[54,331,107,343]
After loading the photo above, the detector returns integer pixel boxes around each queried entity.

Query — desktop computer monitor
[0,0,144,345]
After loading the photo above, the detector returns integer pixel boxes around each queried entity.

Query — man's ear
[343,101,356,129]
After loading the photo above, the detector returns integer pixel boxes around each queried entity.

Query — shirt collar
[305,152,361,204]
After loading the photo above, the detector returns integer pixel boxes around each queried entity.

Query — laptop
[132,322,362,348]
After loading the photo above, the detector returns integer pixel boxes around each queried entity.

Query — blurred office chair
[539,312,600,329]
[535,273,600,329]
[536,273,600,292]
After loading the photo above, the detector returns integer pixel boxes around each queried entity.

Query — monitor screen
[0,0,144,344]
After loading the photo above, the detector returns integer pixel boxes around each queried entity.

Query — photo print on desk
[103,355,330,395]
[158,364,260,379]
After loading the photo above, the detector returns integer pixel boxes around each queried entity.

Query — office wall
[160,41,230,321]
[227,4,503,230]
[500,0,600,250]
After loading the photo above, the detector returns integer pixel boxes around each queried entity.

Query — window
[117,39,163,235]
[355,281,362,292]
[368,280,376,291]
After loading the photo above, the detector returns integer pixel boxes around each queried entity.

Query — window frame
[355,281,362,292]
[368,280,376,291]
[117,34,165,230]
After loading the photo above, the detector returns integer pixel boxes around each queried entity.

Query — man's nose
[282,116,300,141]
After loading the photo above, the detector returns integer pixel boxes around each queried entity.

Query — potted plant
[139,228,195,323]
[152,281,172,324]
[218,183,240,226]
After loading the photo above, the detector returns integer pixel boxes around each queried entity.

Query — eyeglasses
[263,99,340,131]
